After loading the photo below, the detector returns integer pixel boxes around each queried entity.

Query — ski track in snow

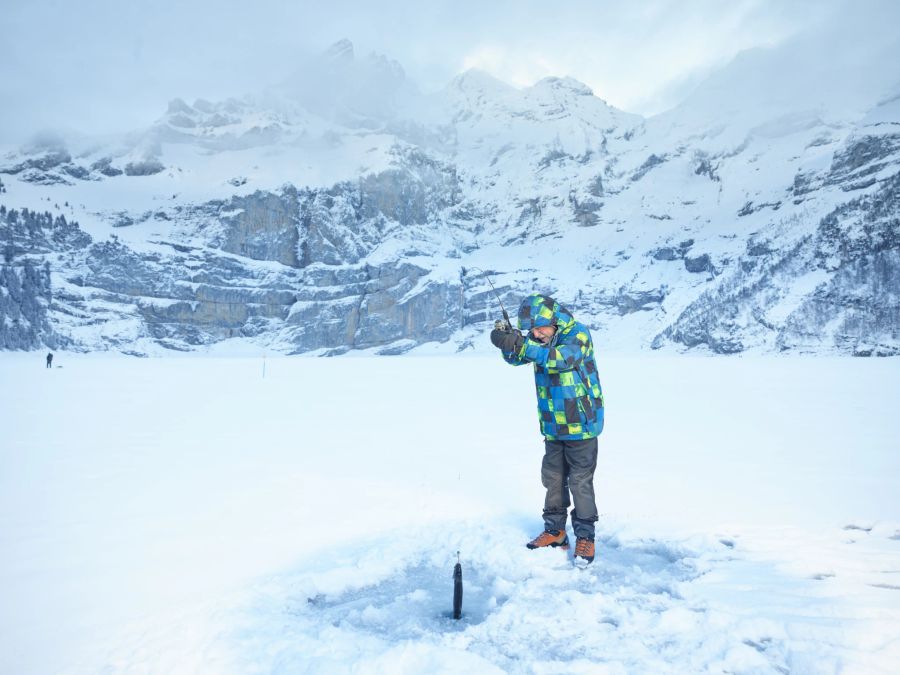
[1,355,899,674]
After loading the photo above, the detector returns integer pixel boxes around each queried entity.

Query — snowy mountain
[1,36,898,355]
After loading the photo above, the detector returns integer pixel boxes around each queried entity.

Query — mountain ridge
[1,37,898,356]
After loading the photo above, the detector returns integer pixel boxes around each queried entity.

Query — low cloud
[0,0,895,144]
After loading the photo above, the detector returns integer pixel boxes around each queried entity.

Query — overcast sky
[0,0,894,145]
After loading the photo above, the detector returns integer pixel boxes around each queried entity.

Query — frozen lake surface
[1,353,899,673]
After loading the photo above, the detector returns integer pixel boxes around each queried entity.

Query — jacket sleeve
[501,340,529,366]
[521,333,587,373]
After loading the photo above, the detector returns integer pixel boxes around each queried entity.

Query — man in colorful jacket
[490,294,604,564]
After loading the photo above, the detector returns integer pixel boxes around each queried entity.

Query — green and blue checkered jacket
[500,294,605,441]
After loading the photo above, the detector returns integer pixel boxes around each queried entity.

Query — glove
[490,328,524,354]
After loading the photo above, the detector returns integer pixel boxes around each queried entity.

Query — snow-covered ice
[1,353,899,673]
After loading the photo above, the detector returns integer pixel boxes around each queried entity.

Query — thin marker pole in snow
[262,354,266,379]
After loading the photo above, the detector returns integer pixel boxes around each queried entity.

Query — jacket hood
[517,294,576,333]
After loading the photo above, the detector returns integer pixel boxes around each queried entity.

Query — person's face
[531,325,556,343]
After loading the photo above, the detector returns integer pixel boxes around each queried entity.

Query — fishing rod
[452,551,463,620]
[466,267,514,332]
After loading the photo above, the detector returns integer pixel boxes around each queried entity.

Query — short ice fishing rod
[452,551,463,620]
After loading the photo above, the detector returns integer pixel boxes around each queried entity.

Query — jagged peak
[530,76,594,97]
[193,98,215,113]
[323,38,354,64]
[364,51,407,82]
[166,98,195,115]
[446,68,516,95]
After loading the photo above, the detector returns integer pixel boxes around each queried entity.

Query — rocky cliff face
[0,145,476,354]
[1,42,898,356]
[649,97,900,356]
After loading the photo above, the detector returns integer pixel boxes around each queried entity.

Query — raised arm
[521,331,588,373]
[501,342,529,366]
[491,327,529,366]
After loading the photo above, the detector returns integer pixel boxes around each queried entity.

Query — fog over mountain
[1,7,898,356]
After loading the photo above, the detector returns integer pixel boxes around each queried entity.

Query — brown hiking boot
[526,530,569,549]
[574,538,595,564]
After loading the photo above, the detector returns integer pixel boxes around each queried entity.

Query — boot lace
[531,531,560,546]
[575,539,594,556]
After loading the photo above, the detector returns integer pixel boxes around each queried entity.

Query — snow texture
[1,354,898,673]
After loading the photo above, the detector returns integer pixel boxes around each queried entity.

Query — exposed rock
[631,153,667,182]
[1,65,898,357]
[569,192,601,227]
[91,157,123,177]
[124,159,165,176]
[684,254,713,274]
[653,172,900,354]
[652,247,680,261]
[694,153,720,182]
[215,189,301,267]
[827,134,900,186]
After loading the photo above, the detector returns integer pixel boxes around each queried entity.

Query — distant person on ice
[490,294,604,565]
[46,352,53,369]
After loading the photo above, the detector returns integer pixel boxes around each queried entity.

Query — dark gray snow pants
[541,436,599,540]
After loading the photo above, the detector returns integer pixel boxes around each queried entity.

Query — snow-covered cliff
[1,36,898,355]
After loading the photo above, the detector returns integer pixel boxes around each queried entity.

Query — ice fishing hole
[304,563,505,638]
